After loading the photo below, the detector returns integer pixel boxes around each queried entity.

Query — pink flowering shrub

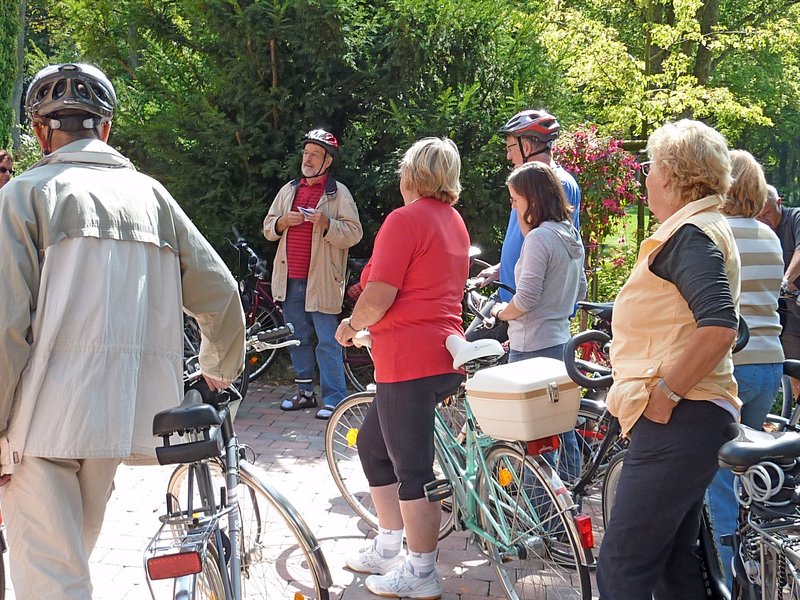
[554,125,643,300]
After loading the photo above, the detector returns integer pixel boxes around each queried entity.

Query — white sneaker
[345,540,404,574]
[365,561,442,599]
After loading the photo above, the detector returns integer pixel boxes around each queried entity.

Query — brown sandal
[280,390,318,411]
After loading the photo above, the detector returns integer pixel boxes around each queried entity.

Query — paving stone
[0,383,597,599]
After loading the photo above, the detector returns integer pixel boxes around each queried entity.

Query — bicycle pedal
[424,478,452,502]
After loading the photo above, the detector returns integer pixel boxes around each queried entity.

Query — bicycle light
[147,551,202,579]
[574,514,595,550]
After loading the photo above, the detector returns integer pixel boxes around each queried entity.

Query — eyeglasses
[639,160,653,177]
[0,167,13,175]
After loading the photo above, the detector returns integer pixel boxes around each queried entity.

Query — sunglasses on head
[0,167,13,175]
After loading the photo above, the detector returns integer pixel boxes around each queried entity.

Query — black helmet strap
[303,143,333,178]
[45,114,103,132]
[38,114,105,155]
[517,137,550,162]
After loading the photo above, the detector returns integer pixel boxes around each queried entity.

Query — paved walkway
[2,381,599,599]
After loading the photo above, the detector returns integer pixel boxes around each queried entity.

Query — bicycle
[719,423,800,599]
[184,315,252,401]
[326,332,594,599]
[145,325,332,599]
[339,257,374,392]
[230,227,286,382]
[561,309,750,549]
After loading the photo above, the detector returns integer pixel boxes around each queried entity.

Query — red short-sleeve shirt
[362,198,470,383]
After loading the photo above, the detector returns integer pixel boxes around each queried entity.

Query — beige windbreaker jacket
[0,139,245,471]
[263,177,362,314]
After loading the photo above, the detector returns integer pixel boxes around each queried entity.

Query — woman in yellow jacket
[596,120,741,599]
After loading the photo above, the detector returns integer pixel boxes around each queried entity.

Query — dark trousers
[596,400,734,600]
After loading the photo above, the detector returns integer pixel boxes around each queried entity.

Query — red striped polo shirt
[286,175,327,279]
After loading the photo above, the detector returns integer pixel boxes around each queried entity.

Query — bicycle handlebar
[563,330,613,390]
[565,316,750,391]
[230,226,269,278]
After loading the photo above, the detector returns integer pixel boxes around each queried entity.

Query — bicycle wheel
[168,461,330,600]
[601,450,625,528]
[189,544,226,600]
[342,345,375,392]
[325,392,454,539]
[477,443,591,599]
[246,293,285,382]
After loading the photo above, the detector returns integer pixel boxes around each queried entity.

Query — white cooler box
[465,357,580,442]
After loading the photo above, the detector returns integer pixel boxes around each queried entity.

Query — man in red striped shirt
[263,130,363,419]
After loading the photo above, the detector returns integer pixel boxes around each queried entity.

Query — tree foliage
[0,1,21,149]
[6,0,800,263]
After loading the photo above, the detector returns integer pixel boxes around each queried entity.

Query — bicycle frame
[430,391,593,567]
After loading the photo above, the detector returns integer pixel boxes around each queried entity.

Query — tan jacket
[263,177,362,314]
[607,195,741,435]
[0,139,245,469]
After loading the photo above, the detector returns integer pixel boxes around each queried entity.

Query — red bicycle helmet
[302,129,339,157]
[499,109,560,143]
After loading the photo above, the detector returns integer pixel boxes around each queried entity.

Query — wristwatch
[658,378,683,404]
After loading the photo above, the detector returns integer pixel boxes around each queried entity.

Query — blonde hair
[723,150,767,218]
[646,119,732,205]
[398,137,461,205]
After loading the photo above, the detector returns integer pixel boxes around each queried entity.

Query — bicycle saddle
[718,423,800,469]
[576,301,614,322]
[445,335,505,370]
[152,389,222,437]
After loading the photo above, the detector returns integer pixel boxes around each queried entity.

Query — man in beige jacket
[263,129,362,419]
[0,63,245,600]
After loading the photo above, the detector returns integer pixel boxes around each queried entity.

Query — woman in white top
[706,149,784,587]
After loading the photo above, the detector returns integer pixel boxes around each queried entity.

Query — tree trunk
[693,0,720,86]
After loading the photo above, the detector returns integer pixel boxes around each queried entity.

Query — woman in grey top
[491,161,587,361]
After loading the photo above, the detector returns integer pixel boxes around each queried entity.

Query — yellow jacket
[607,195,741,435]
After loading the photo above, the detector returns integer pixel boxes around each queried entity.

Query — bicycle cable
[738,461,787,505]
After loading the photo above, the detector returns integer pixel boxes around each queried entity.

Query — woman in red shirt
[335,137,470,599]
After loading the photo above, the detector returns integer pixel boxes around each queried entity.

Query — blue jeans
[705,362,782,589]
[508,344,582,484]
[281,278,348,408]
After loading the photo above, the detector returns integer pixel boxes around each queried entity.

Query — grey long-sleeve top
[507,220,587,352]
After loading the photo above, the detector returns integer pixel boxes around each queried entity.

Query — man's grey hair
[767,184,780,204]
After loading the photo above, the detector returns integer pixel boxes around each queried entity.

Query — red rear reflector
[574,514,595,549]
[526,435,560,456]
[147,551,203,580]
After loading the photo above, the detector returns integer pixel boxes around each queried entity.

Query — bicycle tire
[174,543,226,600]
[168,461,330,600]
[324,392,455,539]
[342,344,375,392]
[476,443,591,599]
[246,294,285,382]
[601,450,625,528]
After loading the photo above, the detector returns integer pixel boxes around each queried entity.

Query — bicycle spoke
[477,444,591,600]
